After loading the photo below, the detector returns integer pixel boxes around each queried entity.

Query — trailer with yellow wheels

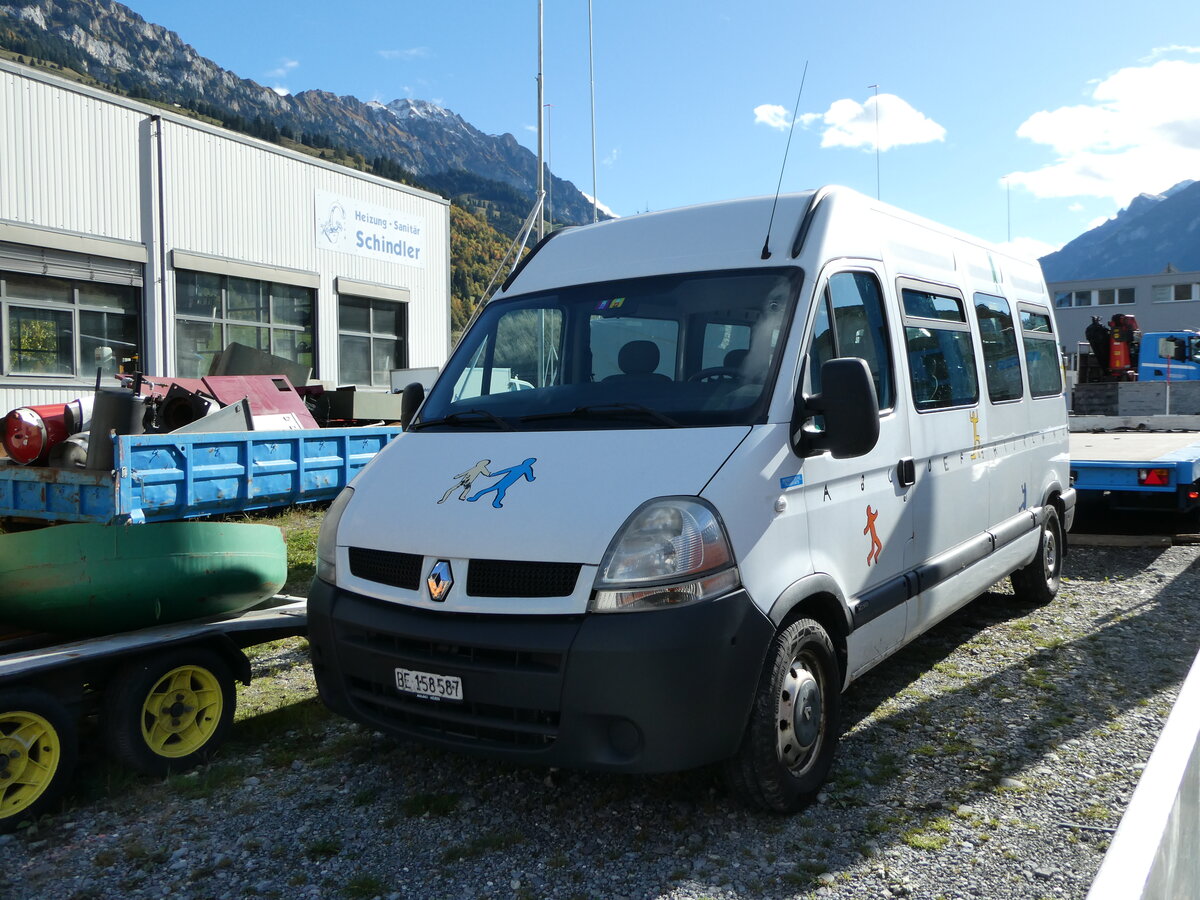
[0,599,305,832]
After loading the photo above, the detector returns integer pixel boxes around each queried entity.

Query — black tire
[103,648,237,776]
[1011,506,1063,605]
[0,689,79,833]
[724,618,841,813]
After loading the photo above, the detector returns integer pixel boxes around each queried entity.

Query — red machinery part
[3,404,70,466]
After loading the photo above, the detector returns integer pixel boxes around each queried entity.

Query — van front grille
[348,549,581,598]
[467,559,581,597]
[348,547,422,590]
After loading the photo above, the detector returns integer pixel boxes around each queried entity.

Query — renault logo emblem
[427,560,453,601]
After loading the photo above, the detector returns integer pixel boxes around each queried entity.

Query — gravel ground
[3,540,1199,900]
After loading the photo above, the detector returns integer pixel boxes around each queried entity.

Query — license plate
[394,667,463,702]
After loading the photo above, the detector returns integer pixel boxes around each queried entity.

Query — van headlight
[591,497,740,612]
[316,486,355,583]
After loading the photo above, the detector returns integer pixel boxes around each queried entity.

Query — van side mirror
[792,358,880,458]
[400,382,426,429]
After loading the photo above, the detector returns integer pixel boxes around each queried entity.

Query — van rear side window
[1019,306,1063,397]
[974,293,1022,403]
[901,286,978,411]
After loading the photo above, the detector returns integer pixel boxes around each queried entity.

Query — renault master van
[308,186,1075,812]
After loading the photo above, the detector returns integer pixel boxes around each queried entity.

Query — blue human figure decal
[466,457,537,509]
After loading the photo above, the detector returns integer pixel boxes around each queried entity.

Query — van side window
[974,293,1022,403]
[902,286,979,411]
[808,272,894,409]
[1019,306,1063,397]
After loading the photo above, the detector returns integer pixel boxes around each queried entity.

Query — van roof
[500,186,1046,301]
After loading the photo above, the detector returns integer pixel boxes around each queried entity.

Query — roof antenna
[761,61,809,260]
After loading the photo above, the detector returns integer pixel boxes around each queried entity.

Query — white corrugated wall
[0,69,143,241]
[1,60,451,414]
[161,120,451,377]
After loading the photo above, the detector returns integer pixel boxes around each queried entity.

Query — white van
[308,185,1075,812]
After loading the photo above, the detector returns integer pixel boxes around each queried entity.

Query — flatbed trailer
[1070,428,1200,514]
[0,598,306,832]
[0,425,401,525]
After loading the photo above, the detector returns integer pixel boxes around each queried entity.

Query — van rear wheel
[724,618,840,813]
[1011,506,1062,605]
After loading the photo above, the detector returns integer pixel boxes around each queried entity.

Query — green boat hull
[0,522,287,636]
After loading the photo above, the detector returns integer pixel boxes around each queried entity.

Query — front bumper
[307,577,775,773]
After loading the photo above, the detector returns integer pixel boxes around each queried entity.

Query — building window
[1054,291,1071,309]
[337,294,408,386]
[175,271,314,378]
[1073,290,1094,307]
[1118,287,1135,304]
[2,271,141,377]
[1153,283,1198,303]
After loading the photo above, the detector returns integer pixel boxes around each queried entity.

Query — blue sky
[125,0,1200,258]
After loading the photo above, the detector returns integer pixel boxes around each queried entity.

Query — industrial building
[1049,268,1200,362]
[0,59,451,414]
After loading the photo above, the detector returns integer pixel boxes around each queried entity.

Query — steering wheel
[687,366,742,383]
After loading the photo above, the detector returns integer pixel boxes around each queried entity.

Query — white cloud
[1141,45,1200,62]
[1007,58,1200,203]
[379,47,431,61]
[801,93,945,152]
[998,236,1061,260]
[1068,202,1084,212]
[271,86,290,97]
[1086,215,1111,230]
[754,104,791,131]
[266,58,298,80]
[603,147,620,167]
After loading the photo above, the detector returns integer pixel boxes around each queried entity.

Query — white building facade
[0,60,451,413]
[1049,268,1200,359]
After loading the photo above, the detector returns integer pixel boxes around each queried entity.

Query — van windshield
[414,268,801,431]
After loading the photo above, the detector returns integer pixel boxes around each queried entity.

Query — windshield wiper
[520,403,681,427]
[410,408,514,431]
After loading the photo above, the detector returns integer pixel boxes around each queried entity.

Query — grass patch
[166,762,245,801]
[440,828,525,864]
[305,838,343,859]
[342,874,386,898]
[403,792,460,817]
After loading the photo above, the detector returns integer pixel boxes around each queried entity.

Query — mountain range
[3,0,1199,294]
[1038,180,1200,282]
[0,0,602,236]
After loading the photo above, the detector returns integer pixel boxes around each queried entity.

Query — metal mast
[536,0,545,240]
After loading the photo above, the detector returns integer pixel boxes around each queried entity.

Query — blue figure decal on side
[466,457,537,509]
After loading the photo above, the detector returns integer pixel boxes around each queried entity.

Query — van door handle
[897,457,916,487]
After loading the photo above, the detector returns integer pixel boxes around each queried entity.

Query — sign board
[315,190,426,268]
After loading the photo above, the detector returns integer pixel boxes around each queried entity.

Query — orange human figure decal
[864,504,882,566]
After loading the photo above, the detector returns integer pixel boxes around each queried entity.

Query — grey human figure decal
[438,459,493,504]
[466,457,537,509]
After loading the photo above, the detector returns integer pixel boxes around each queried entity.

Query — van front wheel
[1011,506,1062,605]
[724,618,840,813]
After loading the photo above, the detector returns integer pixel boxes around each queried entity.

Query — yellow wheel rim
[0,710,61,819]
[140,665,224,758]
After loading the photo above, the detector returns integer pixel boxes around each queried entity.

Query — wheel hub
[154,690,199,734]
[1043,528,1058,582]
[0,741,24,781]
[776,656,823,773]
